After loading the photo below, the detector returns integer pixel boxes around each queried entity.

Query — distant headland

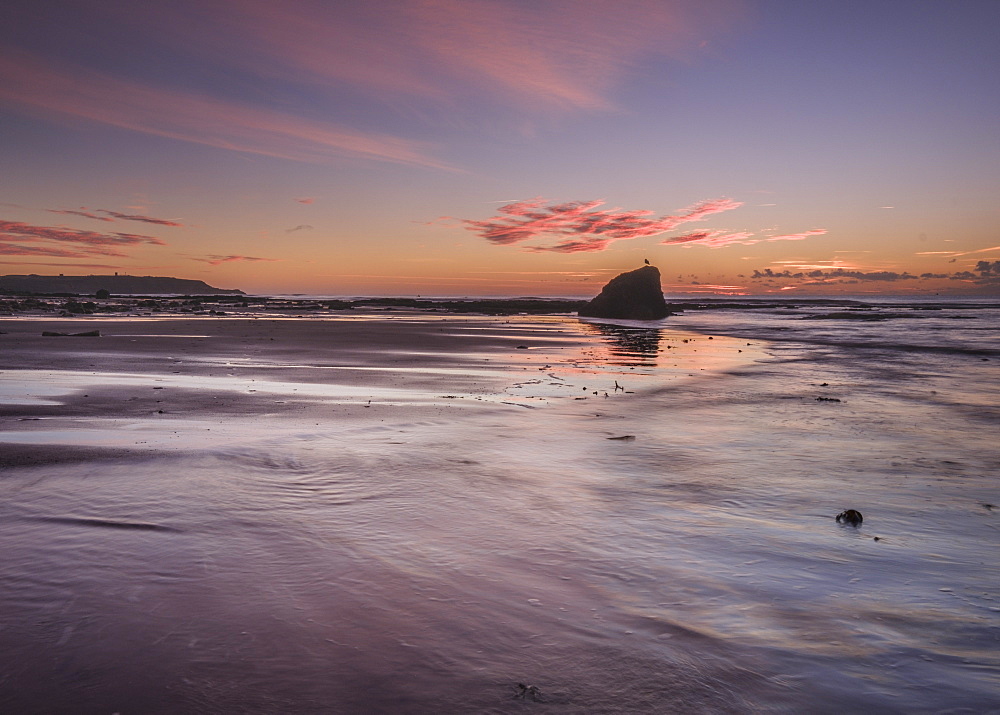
[0,274,244,296]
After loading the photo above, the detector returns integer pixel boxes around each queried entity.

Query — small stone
[836,509,863,526]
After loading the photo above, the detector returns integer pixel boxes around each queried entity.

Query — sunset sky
[2,0,998,296]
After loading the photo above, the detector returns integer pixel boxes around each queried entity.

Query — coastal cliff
[0,274,243,295]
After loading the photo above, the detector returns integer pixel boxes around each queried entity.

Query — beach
[1,302,998,713]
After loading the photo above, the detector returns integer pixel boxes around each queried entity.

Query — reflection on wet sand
[580,322,663,366]
[3,308,996,712]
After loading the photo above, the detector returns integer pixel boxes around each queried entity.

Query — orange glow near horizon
[1,1,997,297]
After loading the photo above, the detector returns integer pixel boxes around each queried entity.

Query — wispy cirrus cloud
[767,229,827,242]
[915,245,1000,259]
[295,197,315,205]
[663,230,756,248]
[465,197,743,253]
[48,207,183,226]
[0,219,165,260]
[0,260,120,268]
[47,208,115,222]
[97,210,183,226]
[2,1,738,179]
[0,220,165,247]
[403,0,704,112]
[191,254,280,266]
[285,224,313,234]
[0,242,123,258]
[0,51,453,170]
[663,228,827,249]
[772,260,865,271]
[131,0,741,115]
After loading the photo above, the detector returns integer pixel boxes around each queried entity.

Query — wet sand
[0,314,755,450]
[1,310,997,713]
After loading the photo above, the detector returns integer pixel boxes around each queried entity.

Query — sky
[1,0,998,297]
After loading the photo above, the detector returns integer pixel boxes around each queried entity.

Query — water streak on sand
[0,303,998,713]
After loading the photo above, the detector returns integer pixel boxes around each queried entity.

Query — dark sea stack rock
[578,265,670,320]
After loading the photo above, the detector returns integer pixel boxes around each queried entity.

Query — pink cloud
[0,242,124,258]
[0,260,120,268]
[97,210,184,226]
[409,0,742,111]
[48,208,115,222]
[295,197,315,205]
[135,0,741,115]
[0,219,165,260]
[664,230,756,248]
[929,244,1000,259]
[524,238,614,254]
[0,51,453,170]
[191,254,280,266]
[774,261,863,271]
[48,207,183,226]
[663,231,715,244]
[465,197,743,252]
[662,228,827,249]
[0,220,165,247]
[766,229,827,242]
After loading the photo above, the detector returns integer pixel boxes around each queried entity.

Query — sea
[0,296,997,713]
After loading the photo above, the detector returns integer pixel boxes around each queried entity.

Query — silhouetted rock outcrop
[0,274,243,295]
[578,265,670,320]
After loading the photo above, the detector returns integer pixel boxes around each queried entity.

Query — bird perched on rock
[644,258,650,265]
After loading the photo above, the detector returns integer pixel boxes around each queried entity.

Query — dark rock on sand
[578,265,671,321]
[513,684,545,702]
[836,509,863,526]
[41,330,101,337]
